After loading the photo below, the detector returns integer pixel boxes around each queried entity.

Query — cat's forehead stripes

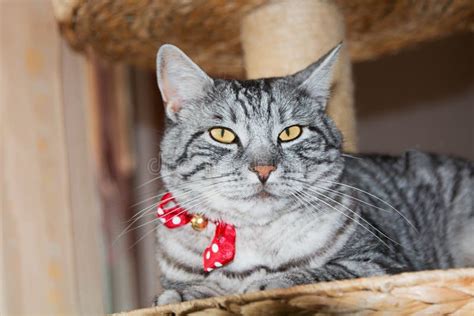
[216,79,291,126]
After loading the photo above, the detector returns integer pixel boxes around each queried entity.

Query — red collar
[157,192,236,272]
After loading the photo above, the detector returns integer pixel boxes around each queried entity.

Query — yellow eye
[278,125,302,142]
[209,127,237,144]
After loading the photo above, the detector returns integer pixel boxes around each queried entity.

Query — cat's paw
[244,277,292,293]
[154,289,182,306]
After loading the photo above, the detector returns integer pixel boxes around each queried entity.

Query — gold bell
[190,214,208,232]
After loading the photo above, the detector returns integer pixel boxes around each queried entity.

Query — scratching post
[241,0,357,152]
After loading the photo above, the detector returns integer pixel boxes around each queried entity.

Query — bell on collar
[191,214,208,231]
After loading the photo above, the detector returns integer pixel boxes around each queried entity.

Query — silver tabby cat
[154,44,473,305]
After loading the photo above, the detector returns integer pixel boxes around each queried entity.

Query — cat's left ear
[156,44,213,120]
[292,43,342,106]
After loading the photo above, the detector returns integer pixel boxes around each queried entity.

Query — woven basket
[53,0,474,77]
[113,269,474,315]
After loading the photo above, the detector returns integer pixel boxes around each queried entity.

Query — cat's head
[156,44,344,226]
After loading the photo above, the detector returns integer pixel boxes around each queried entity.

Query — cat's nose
[249,165,276,184]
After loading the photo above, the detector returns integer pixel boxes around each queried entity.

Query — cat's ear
[156,44,213,120]
[292,43,342,106]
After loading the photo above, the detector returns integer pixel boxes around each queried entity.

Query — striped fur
[154,45,474,305]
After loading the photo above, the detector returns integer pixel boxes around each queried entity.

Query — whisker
[120,218,161,240]
[118,192,215,247]
[341,153,362,160]
[291,191,324,215]
[117,182,225,243]
[130,187,192,209]
[128,176,230,224]
[316,179,418,233]
[127,191,219,250]
[123,193,215,241]
[127,189,198,229]
[301,186,400,246]
[298,190,392,249]
[294,180,390,214]
[128,226,158,250]
[159,189,224,230]
[131,174,229,208]
[324,188,390,213]
[135,171,176,190]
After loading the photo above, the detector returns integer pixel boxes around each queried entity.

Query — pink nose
[249,165,276,184]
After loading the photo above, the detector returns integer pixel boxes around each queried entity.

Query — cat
[153,43,473,305]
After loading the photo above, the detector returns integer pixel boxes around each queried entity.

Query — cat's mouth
[219,184,283,201]
[250,188,276,200]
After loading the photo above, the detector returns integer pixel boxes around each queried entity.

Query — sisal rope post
[241,0,357,152]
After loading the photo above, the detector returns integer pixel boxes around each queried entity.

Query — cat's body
[154,44,473,305]
[156,151,473,304]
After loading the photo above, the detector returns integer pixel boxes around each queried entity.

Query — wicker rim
[54,0,474,77]
[113,268,474,315]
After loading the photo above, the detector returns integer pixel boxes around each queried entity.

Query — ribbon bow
[157,192,236,272]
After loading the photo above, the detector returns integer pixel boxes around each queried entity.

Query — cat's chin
[204,194,290,226]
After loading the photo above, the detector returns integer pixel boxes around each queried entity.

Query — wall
[1,1,105,314]
[355,33,473,160]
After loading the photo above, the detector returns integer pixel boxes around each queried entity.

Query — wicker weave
[113,269,474,315]
[52,0,474,77]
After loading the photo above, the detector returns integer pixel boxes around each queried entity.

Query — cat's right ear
[156,44,213,121]
[290,43,342,108]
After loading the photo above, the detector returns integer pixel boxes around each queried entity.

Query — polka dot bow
[157,192,236,272]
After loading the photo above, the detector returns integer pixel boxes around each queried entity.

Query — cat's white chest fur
[228,210,343,271]
[158,208,350,295]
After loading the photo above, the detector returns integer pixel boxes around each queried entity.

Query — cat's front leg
[154,281,226,306]
[155,289,182,306]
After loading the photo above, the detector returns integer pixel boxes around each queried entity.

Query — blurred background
[356,33,473,159]
[1,1,473,315]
